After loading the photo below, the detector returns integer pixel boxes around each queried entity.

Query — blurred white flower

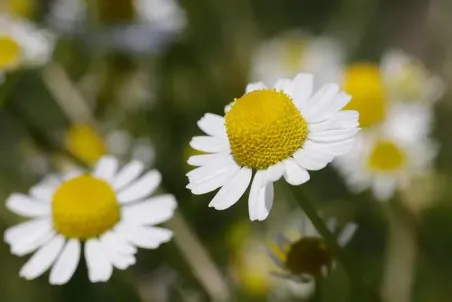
[334,103,438,201]
[47,0,86,34]
[0,14,55,71]
[135,0,187,34]
[4,155,177,284]
[251,31,344,88]
[381,50,445,105]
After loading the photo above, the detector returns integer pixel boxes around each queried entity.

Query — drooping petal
[49,239,81,285]
[85,239,113,283]
[248,171,274,221]
[283,158,310,185]
[293,146,334,171]
[208,167,252,210]
[19,235,65,280]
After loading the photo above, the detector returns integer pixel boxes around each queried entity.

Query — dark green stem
[288,186,380,302]
[312,277,323,302]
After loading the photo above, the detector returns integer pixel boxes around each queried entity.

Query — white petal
[93,156,119,182]
[267,162,285,182]
[208,167,252,210]
[308,128,360,143]
[187,155,236,183]
[274,78,294,96]
[312,92,352,122]
[6,194,50,217]
[19,235,65,280]
[245,82,266,93]
[188,163,239,195]
[117,170,161,204]
[10,227,55,257]
[116,223,173,249]
[122,194,177,225]
[187,153,228,167]
[308,111,359,132]
[111,160,144,191]
[283,158,310,186]
[327,218,337,232]
[5,218,52,245]
[49,239,81,285]
[303,138,356,157]
[197,114,227,139]
[301,83,339,120]
[29,183,58,202]
[338,223,358,247]
[99,237,136,270]
[85,239,113,283]
[63,169,83,180]
[293,147,334,171]
[189,136,230,153]
[248,171,274,221]
[101,231,137,255]
[293,73,314,109]
[372,177,396,201]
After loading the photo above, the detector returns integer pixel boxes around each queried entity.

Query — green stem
[288,186,380,302]
[312,277,323,302]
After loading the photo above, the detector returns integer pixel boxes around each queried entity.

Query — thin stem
[288,186,380,302]
[312,277,323,302]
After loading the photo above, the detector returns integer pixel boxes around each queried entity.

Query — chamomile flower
[334,104,438,201]
[381,50,444,104]
[187,73,360,221]
[267,214,357,282]
[4,155,177,284]
[251,31,344,88]
[0,14,55,71]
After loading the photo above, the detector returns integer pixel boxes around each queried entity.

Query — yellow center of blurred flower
[225,89,308,170]
[343,63,387,128]
[52,175,120,239]
[285,237,333,277]
[368,140,406,172]
[65,124,107,166]
[0,36,21,69]
[6,0,35,18]
[283,39,306,73]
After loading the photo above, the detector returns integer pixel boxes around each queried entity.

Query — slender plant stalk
[287,186,380,302]
[312,277,323,302]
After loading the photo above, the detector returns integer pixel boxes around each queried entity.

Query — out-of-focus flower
[267,214,357,283]
[4,155,177,284]
[251,31,344,88]
[134,0,187,34]
[65,123,155,168]
[187,73,359,221]
[47,0,86,35]
[0,14,55,72]
[381,50,444,105]
[334,104,438,201]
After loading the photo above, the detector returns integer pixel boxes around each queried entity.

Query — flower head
[4,155,177,284]
[187,73,359,221]
[267,214,357,282]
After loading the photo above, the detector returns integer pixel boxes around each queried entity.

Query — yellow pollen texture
[225,89,308,170]
[0,36,21,69]
[52,175,120,239]
[368,140,406,172]
[65,124,107,166]
[343,63,387,128]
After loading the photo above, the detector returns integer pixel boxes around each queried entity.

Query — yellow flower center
[368,140,406,172]
[285,237,333,277]
[5,0,35,18]
[0,36,21,69]
[52,175,120,239]
[65,124,107,166]
[225,89,308,170]
[343,63,387,128]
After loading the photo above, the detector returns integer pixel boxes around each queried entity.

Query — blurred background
[0,0,452,301]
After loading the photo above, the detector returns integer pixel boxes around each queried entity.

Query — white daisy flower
[381,50,444,104]
[251,31,344,89]
[186,73,360,221]
[134,0,187,34]
[267,214,357,282]
[0,14,55,71]
[4,155,177,284]
[334,104,438,201]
